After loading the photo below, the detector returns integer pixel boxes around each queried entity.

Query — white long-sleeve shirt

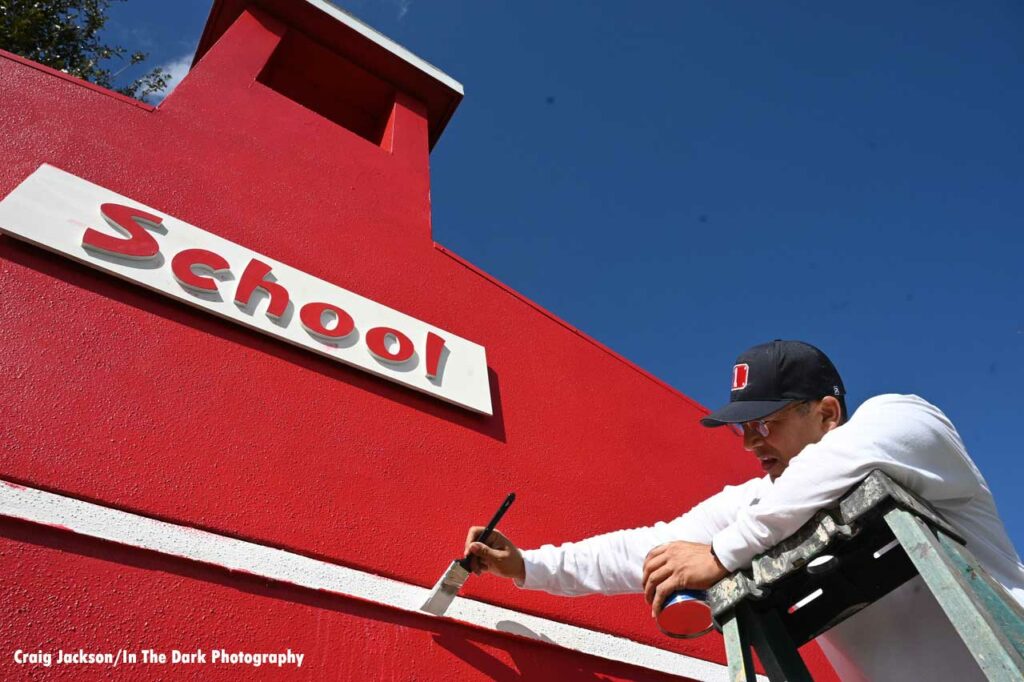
[519,394,1024,681]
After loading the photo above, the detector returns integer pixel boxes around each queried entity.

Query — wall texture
[0,4,834,679]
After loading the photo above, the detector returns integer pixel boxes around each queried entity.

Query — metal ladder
[707,470,1024,681]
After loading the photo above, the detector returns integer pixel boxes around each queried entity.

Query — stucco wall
[0,5,834,680]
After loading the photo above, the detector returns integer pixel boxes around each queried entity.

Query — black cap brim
[700,399,797,427]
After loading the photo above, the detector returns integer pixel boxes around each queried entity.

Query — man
[465,339,1024,681]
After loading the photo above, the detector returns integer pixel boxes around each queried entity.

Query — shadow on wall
[1,518,683,681]
[0,236,506,443]
[432,629,610,681]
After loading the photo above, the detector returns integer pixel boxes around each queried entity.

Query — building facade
[0,1,834,679]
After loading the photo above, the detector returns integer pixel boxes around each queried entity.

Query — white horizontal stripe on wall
[0,480,761,681]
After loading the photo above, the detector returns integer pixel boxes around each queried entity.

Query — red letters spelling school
[0,0,835,679]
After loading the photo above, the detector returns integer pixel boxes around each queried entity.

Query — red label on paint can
[656,590,714,639]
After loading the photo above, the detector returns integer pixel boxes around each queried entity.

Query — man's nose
[742,425,762,451]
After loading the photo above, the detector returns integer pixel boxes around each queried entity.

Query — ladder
[707,470,1024,681]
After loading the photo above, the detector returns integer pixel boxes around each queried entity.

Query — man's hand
[464,527,525,583]
[642,541,728,617]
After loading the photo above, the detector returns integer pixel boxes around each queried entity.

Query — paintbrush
[420,492,516,616]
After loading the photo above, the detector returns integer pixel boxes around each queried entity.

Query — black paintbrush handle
[461,492,515,569]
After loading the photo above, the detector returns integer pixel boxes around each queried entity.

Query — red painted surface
[299,301,355,341]
[0,1,837,679]
[234,259,290,320]
[81,203,164,260]
[172,249,232,292]
[0,519,695,681]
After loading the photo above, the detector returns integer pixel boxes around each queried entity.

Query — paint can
[656,589,714,639]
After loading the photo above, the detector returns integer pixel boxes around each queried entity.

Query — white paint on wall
[0,479,763,681]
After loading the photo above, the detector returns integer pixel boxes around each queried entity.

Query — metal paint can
[656,589,714,639]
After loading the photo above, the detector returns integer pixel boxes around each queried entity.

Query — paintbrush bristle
[420,561,470,616]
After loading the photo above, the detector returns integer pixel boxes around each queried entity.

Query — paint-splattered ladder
[707,469,1024,681]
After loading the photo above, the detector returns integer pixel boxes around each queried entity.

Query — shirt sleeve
[519,477,764,596]
[712,394,983,571]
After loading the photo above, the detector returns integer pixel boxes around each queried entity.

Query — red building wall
[0,2,835,679]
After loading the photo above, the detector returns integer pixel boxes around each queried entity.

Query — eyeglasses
[727,401,806,438]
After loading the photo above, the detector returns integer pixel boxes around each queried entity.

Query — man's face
[738,400,832,480]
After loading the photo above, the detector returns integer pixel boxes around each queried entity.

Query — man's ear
[819,396,842,431]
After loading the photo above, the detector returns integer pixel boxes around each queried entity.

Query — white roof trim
[306,0,464,96]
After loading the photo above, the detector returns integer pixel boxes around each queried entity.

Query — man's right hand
[464,527,525,583]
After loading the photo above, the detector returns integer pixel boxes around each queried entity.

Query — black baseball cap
[700,340,845,427]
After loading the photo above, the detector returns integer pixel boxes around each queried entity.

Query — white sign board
[0,165,492,414]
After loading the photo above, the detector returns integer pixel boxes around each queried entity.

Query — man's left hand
[642,541,729,618]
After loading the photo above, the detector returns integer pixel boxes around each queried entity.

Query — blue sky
[103,1,1023,546]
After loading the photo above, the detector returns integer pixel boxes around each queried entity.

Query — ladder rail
[707,471,1024,681]
[884,509,1024,682]
[721,612,757,682]
[935,531,1024,662]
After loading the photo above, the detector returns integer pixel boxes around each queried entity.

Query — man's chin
[761,459,787,480]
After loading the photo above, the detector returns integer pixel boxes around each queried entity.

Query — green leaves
[0,0,169,102]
